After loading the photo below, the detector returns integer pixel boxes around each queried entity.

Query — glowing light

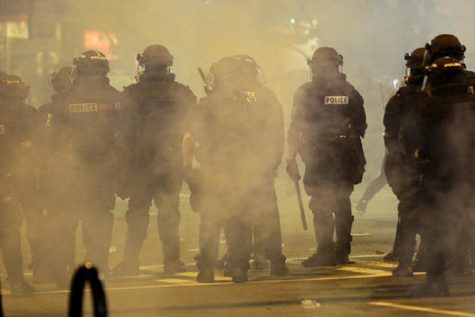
[83,30,118,60]
[290,18,297,25]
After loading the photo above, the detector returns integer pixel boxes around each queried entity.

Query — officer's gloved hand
[286,159,301,181]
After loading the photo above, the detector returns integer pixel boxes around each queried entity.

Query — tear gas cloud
[67,0,475,174]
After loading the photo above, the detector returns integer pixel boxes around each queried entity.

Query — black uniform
[191,79,286,282]
[30,67,73,283]
[0,84,37,294]
[118,70,195,273]
[49,74,121,280]
[383,78,427,275]
[288,71,366,265]
[414,58,475,295]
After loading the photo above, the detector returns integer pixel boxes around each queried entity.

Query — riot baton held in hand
[294,179,308,231]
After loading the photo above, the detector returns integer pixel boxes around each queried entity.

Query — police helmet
[405,47,426,69]
[426,34,466,61]
[0,75,30,100]
[426,56,466,75]
[309,47,343,67]
[51,66,73,93]
[137,45,174,68]
[209,55,262,89]
[73,50,109,76]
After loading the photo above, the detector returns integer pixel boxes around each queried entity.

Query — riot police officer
[40,66,73,120]
[383,48,427,277]
[424,34,475,86]
[287,47,367,266]
[30,66,73,283]
[187,55,287,283]
[114,45,195,275]
[49,51,122,285]
[0,74,36,295]
[411,35,475,296]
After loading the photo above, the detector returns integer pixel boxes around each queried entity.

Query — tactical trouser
[227,214,252,271]
[123,171,182,265]
[50,209,114,283]
[49,168,116,281]
[250,184,285,263]
[197,201,227,272]
[48,211,77,282]
[418,191,458,287]
[308,183,354,260]
[18,187,49,274]
[197,193,252,273]
[0,198,27,285]
[395,188,420,268]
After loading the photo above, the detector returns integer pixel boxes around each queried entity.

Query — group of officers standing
[0,32,473,297]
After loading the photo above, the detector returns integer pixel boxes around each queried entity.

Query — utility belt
[300,134,365,185]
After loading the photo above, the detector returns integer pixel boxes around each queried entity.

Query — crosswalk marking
[337,266,390,275]
[370,302,475,317]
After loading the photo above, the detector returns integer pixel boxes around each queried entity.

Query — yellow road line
[370,301,475,317]
[337,266,390,275]
[158,278,195,285]
[364,262,397,269]
[175,272,198,278]
[2,273,390,297]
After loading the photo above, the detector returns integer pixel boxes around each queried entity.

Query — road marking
[158,278,195,285]
[337,266,390,275]
[2,273,391,297]
[175,272,198,278]
[350,254,385,259]
[370,302,475,317]
[365,262,397,269]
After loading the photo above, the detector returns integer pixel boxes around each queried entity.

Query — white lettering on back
[324,96,349,105]
[68,103,98,113]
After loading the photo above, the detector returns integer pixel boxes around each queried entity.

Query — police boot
[270,254,289,276]
[231,267,248,283]
[335,215,355,265]
[335,243,354,265]
[196,254,215,283]
[303,211,336,267]
[162,236,186,274]
[302,248,336,267]
[392,263,414,277]
[196,268,215,283]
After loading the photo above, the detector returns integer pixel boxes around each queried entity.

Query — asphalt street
[2,185,475,317]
